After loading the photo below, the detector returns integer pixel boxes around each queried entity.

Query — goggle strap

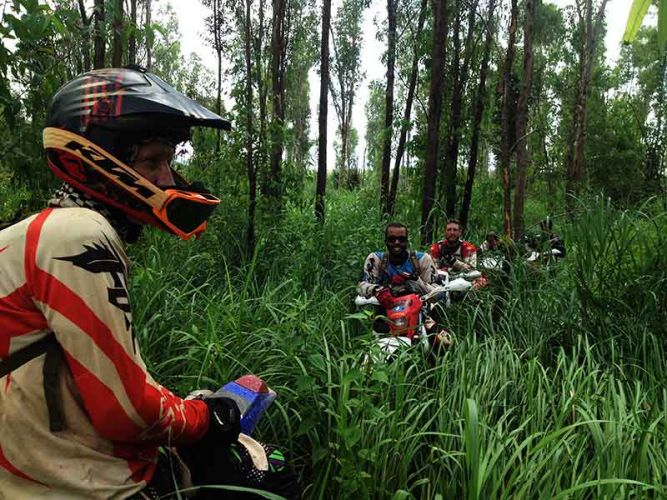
[42,127,168,210]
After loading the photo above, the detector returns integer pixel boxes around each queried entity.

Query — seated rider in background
[478,231,517,262]
[429,219,477,273]
[539,218,566,258]
[358,222,436,308]
[479,231,500,254]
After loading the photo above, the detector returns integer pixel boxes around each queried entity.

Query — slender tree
[440,0,460,217]
[316,0,333,222]
[112,0,124,67]
[329,0,368,186]
[460,0,496,227]
[256,0,271,197]
[380,0,397,215]
[564,0,609,215]
[202,0,225,153]
[388,0,428,215]
[499,0,518,237]
[269,0,289,200]
[77,0,91,72]
[284,0,317,173]
[441,0,478,218]
[128,0,137,65]
[421,0,448,244]
[145,0,152,69]
[512,0,535,241]
[93,0,105,69]
[244,0,257,255]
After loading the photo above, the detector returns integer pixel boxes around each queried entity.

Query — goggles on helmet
[43,127,220,240]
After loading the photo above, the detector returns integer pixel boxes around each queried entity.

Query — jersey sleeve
[357,252,383,298]
[463,242,478,269]
[412,253,436,295]
[429,242,440,259]
[26,208,208,445]
[417,252,436,284]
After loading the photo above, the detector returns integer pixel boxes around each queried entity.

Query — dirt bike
[354,271,481,362]
[180,376,300,500]
[526,247,563,263]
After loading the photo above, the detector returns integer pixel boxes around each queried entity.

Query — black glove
[443,253,456,266]
[203,396,241,444]
[390,271,417,286]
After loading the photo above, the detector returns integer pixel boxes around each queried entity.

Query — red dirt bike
[354,271,481,362]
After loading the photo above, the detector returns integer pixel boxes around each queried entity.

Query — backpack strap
[409,250,420,276]
[0,333,65,432]
[378,252,390,286]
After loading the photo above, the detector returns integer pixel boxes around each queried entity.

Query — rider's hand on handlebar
[390,271,417,286]
[203,395,241,444]
[443,253,457,266]
[374,287,393,307]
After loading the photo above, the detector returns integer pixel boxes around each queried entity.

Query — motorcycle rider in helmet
[0,67,295,499]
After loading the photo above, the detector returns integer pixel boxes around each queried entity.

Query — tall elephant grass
[128,193,666,498]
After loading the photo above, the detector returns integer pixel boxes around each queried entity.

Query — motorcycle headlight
[393,318,407,328]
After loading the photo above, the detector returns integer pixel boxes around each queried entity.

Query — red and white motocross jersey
[429,239,478,271]
[0,207,208,498]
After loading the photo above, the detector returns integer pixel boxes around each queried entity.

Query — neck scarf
[48,183,143,243]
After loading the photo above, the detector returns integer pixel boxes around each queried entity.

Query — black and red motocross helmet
[43,66,231,240]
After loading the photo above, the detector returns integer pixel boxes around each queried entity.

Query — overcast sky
[169,0,638,170]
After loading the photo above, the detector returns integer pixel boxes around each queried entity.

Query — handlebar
[355,295,380,306]
[436,269,482,280]
[421,277,475,301]
[355,270,482,307]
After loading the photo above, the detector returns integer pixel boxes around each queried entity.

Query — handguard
[214,375,277,435]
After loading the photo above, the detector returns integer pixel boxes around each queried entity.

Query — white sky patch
[168,0,638,172]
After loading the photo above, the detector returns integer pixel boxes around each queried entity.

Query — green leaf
[371,369,389,384]
[50,15,66,36]
[623,0,651,43]
[339,426,362,449]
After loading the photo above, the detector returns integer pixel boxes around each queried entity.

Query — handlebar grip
[355,295,380,306]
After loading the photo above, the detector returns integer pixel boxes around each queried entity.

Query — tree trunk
[93,0,105,69]
[499,0,518,238]
[388,0,428,216]
[145,0,152,69]
[269,0,288,201]
[256,0,270,197]
[244,0,257,256]
[644,53,667,195]
[443,0,477,218]
[459,0,496,228]
[441,0,461,218]
[316,0,332,222]
[421,0,448,245]
[112,0,123,67]
[512,0,535,241]
[380,0,397,215]
[128,0,137,65]
[213,0,223,153]
[565,0,609,215]
[77,0,91,72]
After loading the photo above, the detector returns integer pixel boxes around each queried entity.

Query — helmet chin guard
[44,127,220,240]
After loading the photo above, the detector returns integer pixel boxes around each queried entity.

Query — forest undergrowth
[128,191,666,499]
